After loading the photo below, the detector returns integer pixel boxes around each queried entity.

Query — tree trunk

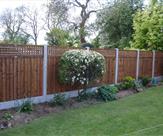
[79,22,86,44]
[34,38,37,45]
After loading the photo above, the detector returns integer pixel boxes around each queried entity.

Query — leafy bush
[19,100,33,113]
[58,49,106,86]
[120,76,135,90]
[131,4,163,50]
[77,90,96,101]
[2,113,13,121]
[139,77,151,87]
[97,85,118,101]
[49,94,66,106]
[133,80,144,92]
[114,83,122,91]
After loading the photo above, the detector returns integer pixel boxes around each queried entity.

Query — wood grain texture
[0,45,43,101]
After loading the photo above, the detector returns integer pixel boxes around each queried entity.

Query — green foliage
[45,28,70,46]
[0,6,29,45]
[2,113,13,121]
[77,90,96,101]
[97,85,118,101]
[19,100,33,113]
[120,76,135,90]
[3,33,30,45]
[133,80,144,92]
[67,35,80,47]
[49,94,66,106]
[139,77,151,87]
[96,0,142,49]
[131,3,163,50]
[91,35,101,48]
[114,84,122,91]
[58,49,105,86]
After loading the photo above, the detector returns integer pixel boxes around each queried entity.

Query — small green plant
[97,85,118,101]
[133,80,144,92]
[2,113,13,121]
[115,84,123,91]
[49,94,66,106]
[77,89,96,101]
[120,76,135,90]
[139,77,151,87]
[19,100,33,113]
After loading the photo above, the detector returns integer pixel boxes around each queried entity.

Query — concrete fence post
[152,50,156,78]
[115,48,119,84]
[136,49,140,80]
[43,45,48,98]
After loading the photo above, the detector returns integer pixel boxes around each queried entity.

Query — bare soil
[0,89,137,130]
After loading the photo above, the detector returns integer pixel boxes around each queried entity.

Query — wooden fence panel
[118,50,137,82]
[139,51,153,77]
[95,49,115,84]
[155,52,163,76]
[0,45,43,101]
[47,47,72,94]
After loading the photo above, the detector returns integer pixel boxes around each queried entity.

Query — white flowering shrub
[58,49,106,85]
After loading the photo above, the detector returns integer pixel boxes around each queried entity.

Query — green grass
[0,86,163,136]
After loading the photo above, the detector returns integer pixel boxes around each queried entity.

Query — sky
[0,0,149,45]
[0,0,102,45]
[0,0,47,11]
[0,0,48,44]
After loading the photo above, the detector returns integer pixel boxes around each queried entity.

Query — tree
[150,0,163,6]
[0,6,29,44]
[96,0,144,49]
[131,0,144,10]
[131,1,163,50]
[69,0,97,44]
[23,7,43,45]
[45,28,70,46]
[71,0,97,43]
[45,0,69,31]
[91,35,101,48]
[44,0,101,45]
[3,33,30,44]
[45,27,80,47]
[96,0,133,48]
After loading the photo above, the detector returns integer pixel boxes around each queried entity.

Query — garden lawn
[1,86,163,136]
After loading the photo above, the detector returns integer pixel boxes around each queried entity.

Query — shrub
[133,80,144,92]
[58,49,106,86]
[77,90,96,101]
[49,94,66,106]
[97,85,118,101]
[131,4,163,50]
[19,100,33,113]
[139,76,151,87]
[120,76,135,90]
[115,84,123,91]
[2,113,13,121]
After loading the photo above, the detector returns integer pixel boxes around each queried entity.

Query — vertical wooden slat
[0,58,3,101]
[13,57,17,99]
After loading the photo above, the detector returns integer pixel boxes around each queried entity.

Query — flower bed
[1,80,162,130]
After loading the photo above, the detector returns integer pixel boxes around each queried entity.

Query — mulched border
[0,83,163,130]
